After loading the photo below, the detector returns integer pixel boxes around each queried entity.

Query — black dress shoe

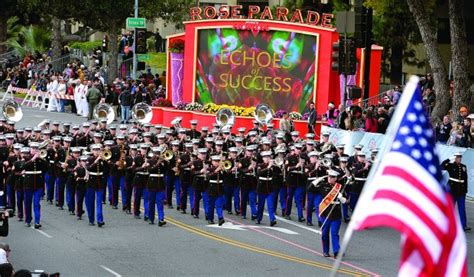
[58,207,64,210]
[176,207,180,211]
[298,217,305,222]
[344,218,350,223]
[158,221,166,226]
[318,221,322,227]
[242,216,247,219]
[181,210,187,214]
[126,210,131,214]
[69,211,75,215]
[205,216,209,221]
[112,206,118,210]
[25,223,31,227]
[464,226,471,232]
[144,217,149,222]
[77,216,82,220]
[256,221,261,225]
[227,211,233,215]
[193,214,199,219]
[89,222,95,226]
[251,215,257,221]
[323,253,330,257]
[34,224,42,229]
[98,222,105,227]
[18,218,23,222]
[307,222,314,226]
[218,219,225,226]
[270,221,277,227]
[284,215,291,220]
[208,220,215,224]
[168,205,173,209]
[149,221,155,225]
[235,211,240,216]
[134,215,141,219]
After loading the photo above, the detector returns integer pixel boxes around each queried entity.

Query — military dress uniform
[256,152,277,226]
[55,146,68,209]
[318,170,346,257]
[206,157,225,225]
[22,149,48,228]
[305,154,327,226]
[284,151,305,221]
[224,149,240,215]
[85,152,107,227]
[75,158,87,220]
[44,147,57,204]
[65,150,80,214]
[5,151,18,212]
[13,159,25,221]
[191,155,207,218]
[132,152,149,219]
[238,154,257,220]
[146,152,167,226]
[178,148,193,213]
[350,155,370,211]
[441,154,469,230]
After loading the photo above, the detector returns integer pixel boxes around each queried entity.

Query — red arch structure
[154,18,382,135]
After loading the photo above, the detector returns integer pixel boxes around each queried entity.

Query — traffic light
[102,37,108,52]
[346,38,357,75]
[135,28,147,54]
[331,40,345,73]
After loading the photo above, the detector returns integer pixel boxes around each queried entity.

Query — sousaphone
[2,99,23,122]
[131,102,153,124]
[93,103,115,124]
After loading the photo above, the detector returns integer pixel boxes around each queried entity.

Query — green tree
[365,0,423,85]
[2,18,51,58]
[0,0,21,53]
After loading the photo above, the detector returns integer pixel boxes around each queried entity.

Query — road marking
[269,213,322,235]
[166,217,363,276]
[206,222,299,235]
[31,227,52,238]
[100,265,122,277]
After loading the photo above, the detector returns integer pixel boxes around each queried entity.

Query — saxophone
[62,149,70,172]
[118,144,125,170]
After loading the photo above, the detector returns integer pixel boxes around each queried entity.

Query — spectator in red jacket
[364,110,378,133]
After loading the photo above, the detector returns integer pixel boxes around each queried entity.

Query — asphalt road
[1,102,473,276]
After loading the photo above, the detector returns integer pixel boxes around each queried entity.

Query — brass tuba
[2,99,23,122]
[131,102,152,124]
[93,103,116,124]
[161,149,174,161]
[216,107,235,128]
[254,103,273,126]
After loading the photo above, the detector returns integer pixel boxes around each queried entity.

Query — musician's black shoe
[168,205,173,209]
[158,221,166,227]
[298,217,305,222]
[149,221,155,225]
[205,215,209,221]
[284,215,291,220]
[176,207,180,211]
[208,220,215,224]
[58,207,64,210]
[181,210,187,214]
[227,211,233,215]
[242,216,247,219]
[89,222,95,226]
[112,206,118,210]
[256,221,261,225]
[193,214,199,219]
[323,253,330,257]
[125,210,131,214]
[77,216,82,220]
[144,217,149,222]
[270,221,277,227]
[334,252,345,258]
[307,222,314,226]
[98,222,105,227]
[251,215,257,221]
[134,215,141,219]
[69,211,75,215]
[218,219,225,226]
[464,226,471,232]
[102,201,106,204]
[34,224,42,229]
[48,200,53,205]
[318,221,322,227]
[25,223,31,227]
[18,217,23,222]
[344,218,350,223]
[235,211,240,216]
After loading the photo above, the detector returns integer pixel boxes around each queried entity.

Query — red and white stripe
[352,152,467,276]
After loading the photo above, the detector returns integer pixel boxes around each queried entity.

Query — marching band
[0,101,469,258]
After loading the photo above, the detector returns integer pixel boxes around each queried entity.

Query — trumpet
[100,149,112,160]
[322,158,332,167]
[39,149,48,158]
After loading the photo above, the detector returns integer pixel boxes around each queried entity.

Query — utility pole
[132,0,138,80]
[362,8,372,100]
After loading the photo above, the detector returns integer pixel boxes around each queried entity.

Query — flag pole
[330,76,420,276]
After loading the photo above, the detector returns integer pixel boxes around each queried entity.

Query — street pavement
[1,103,473,276]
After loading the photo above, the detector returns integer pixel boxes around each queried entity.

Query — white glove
[337,193,347,204]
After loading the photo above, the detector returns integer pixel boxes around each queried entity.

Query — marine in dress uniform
[186,120,201,140]
[166,140,181,209]
[317,169,347,258]
[65,146,81,215]
[284,143,305,222]
[441,152,470,231]
[256,151,277,226]
[178,143,194,214]
[238,146,258,220]
[206,155,226,225]
[53,136,67,210]
[350,152,370,211]
[190,148,208,218]
[21,144,48,229]
[132,144,150,219]
[85,144,107,227]
[146,147,167,226]
[224,147,241,215]
[305,151,326,226]
[75,156,88,220]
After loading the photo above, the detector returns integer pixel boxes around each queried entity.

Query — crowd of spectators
[321,74,473,148]
[0,54,168,124]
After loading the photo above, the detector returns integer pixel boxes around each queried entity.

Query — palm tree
[1,16,51,58]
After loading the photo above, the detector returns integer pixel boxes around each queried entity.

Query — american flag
[350,76,467,276]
